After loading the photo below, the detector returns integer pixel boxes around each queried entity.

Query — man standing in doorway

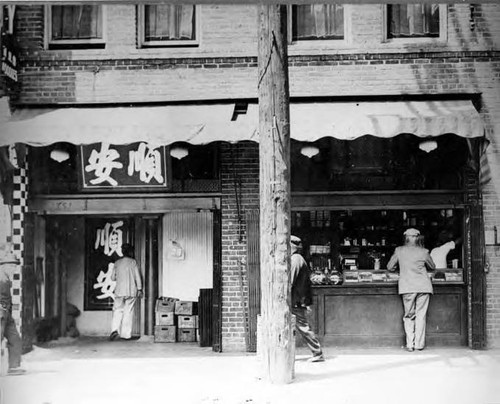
[0,251,25,375]
[109,243,142,341]
[290,235,324,362]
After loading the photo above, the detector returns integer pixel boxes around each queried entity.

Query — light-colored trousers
[111,296,137,339]
[402,293,430,350]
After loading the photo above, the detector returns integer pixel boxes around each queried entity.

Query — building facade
[1,3,500,351]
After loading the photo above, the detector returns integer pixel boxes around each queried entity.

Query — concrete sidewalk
[1,337,499,404]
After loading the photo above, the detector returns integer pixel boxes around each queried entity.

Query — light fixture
[300,145,320,158]
[50,148,70,163]
[170,146,189,160]
[418,140,438,153]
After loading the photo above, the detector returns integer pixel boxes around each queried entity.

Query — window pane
[144,5,195,42]
[51,6,102,40]
[388,4,440,38]
[292,5,344,41]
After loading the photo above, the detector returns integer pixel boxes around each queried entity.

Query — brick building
[1,3,500,351]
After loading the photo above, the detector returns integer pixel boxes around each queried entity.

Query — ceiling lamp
[50,148,70,163]
[300,145,320,159]
[170,146,189,160]
[418,140,438,153]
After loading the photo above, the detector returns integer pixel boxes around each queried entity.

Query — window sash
[144,5,196,42]
[292,4,344,41]
[51,5,103,41]
[388,4,440,38]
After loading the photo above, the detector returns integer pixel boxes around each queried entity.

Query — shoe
[416,347,425,351]
[405,347,414,352]
[8,367,26,375]
[109,331,119,341]
[308,354,325,363]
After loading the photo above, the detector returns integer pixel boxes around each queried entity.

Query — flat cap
[404,228,420,237]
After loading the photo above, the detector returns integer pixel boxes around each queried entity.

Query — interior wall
[57,216,112,336]
[162,211,213,301]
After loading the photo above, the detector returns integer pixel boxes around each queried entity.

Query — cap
[0,252,20,265]
[404,228,420,237]
[291,235,302,245]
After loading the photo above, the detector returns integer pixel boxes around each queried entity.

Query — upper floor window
[387,4,440,39]
[139,4,198,47]
[47,5,105,49]
[291,4,344,42]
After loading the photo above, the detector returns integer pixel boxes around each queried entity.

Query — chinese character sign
[80,142,168,189]
[85,217,133,310]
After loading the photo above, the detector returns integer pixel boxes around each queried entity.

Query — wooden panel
[292,191,465,210]
[469,202,486,348]
[313,285,466,347]
[246,210,260,352]
[212,210,222,352]
[29,196,220,215]
[198,288,213,347]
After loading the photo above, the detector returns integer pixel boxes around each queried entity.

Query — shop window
[46,5,105,49]
[138,4,199,47]
[171,143,220,192]
[291,134,471,192]
[290,4,345,43]
[385,4,446,41]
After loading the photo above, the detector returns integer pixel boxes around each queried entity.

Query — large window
[291,4,344,42]
[387,4,441,39]
[139,4,198,47]
[48,5,104,48]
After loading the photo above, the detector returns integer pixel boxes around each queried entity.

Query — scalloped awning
[0,100,483,146]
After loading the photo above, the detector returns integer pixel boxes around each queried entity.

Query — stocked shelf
[292,208,464,286]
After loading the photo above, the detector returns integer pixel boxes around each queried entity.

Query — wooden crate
[177,315,198,329]
[155,312,175,326]
[174,301,197,315]
[154,326,176,343]
[177,328,197,342]
[155,299,176,313]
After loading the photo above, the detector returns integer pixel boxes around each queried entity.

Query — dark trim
[12,92,482,110]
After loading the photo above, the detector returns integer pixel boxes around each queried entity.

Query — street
[1,337,499,404]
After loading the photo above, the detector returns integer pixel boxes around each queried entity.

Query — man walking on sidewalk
[0,251,25,375]
[290,235,324,362]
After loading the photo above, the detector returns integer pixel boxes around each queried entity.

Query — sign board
[84,216,134,311]
[79,142,169,190]
[1,5,18,87]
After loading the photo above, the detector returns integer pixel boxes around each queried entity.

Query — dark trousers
[292,306,323,357]
[1,309,22,369]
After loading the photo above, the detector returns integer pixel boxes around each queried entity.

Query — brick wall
[220,142,259,351]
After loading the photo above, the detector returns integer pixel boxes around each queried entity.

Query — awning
[0,100,484,146]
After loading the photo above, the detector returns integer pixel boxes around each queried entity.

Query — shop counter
[309,281,467,347]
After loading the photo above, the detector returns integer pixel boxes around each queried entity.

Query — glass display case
[291,208,464,286]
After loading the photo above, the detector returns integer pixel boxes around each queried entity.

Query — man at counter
[387,228,436,352]
[290,235,325,362]
[430,230,462,269]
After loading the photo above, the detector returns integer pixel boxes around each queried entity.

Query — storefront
[0,98,487,350]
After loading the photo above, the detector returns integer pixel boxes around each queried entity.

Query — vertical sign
[85,217,134,310]
[1,5,18,89]
[80,142,169,190]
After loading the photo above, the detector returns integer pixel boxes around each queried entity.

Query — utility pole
[257,4,294,384]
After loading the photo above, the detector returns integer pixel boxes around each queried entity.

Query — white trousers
[402,293,430,350]
[111,296,137,339]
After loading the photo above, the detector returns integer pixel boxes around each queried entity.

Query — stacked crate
[154,297,177,343]
[175,301,198,343]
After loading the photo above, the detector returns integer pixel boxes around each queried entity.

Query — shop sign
[85,217,134,311]
[79,142,169,190]
[1,6,18,86]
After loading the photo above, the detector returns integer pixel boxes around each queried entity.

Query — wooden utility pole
[257,4,294,384]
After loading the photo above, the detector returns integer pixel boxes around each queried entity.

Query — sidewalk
[1,337,499,404]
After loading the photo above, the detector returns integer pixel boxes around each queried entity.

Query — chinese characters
[84,142,166,188]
